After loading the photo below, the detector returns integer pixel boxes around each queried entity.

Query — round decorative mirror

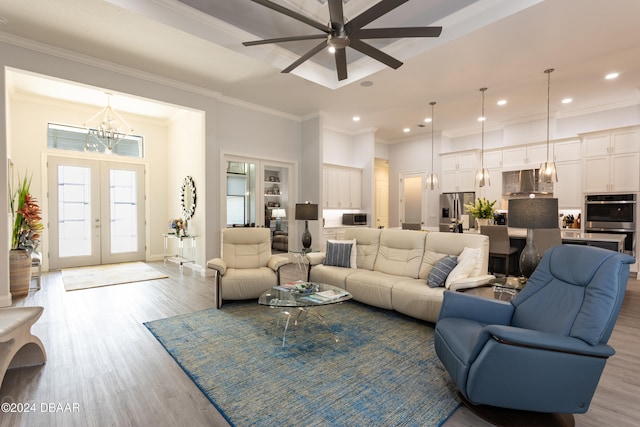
[180,176,197,219]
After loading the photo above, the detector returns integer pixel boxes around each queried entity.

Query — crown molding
[0,31,304,123]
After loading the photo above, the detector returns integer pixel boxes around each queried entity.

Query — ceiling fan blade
[349,38,403,69]
[251,0,330,33]
[355,27,443,39]
[346,0,409,31]
[282,41,327,74]
[328,0,345,30]
[243,34,327,47]
[335,48,348,81]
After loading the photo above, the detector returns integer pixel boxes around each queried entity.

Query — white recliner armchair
[207,228,290,308]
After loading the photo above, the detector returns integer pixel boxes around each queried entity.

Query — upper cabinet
[323,164,362,209]
[502,143,549,169]
[582,127,640,193]
[441,151,478,192]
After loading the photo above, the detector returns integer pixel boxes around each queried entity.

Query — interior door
[48,156,145,269]
[400,173,424,225]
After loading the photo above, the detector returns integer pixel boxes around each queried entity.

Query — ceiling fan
[243,0,442,81]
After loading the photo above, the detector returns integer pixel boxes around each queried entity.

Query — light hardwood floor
[1,262,639,427]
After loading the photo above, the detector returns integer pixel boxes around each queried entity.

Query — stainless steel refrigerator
[439,192,475,231]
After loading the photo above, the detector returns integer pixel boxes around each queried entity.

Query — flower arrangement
[11,174,44,253]
[464,197,497,219]
[169,217,186,236]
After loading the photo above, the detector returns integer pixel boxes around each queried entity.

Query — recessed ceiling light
[352,116,360,122]
[605,72,619,80]
[360,81,373,87]
[477,116,486,122]
[497,99,507,106]
[403,127,411,133]
[562,98,572,104]
[424,117,432,123]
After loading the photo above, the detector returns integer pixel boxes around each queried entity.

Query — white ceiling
[0,0,639,143]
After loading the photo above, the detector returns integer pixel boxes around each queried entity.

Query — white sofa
[306,228,494,323]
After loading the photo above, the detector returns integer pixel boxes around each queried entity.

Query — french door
[48,156,146,269]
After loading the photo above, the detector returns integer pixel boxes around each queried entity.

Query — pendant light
[476,87,490,187]
[426,101,439,190]
[539,68,558,183]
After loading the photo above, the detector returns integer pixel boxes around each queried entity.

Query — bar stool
[480,225,518,276]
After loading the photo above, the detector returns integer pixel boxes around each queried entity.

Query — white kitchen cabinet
[553,139,581,162]
[323,165,362,208]
[441,151,478,192]
[555,161,582,208]
[321,227,347,251]
[482,150,503,169]
[582,128,640,193]
[502,143,549,169]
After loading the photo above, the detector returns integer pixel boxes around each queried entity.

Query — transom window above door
[47,123,144,158]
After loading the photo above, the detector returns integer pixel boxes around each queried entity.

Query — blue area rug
[144,301,460,426]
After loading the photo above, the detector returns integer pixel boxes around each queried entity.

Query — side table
[462,276,525,301]
[163,233,197,273]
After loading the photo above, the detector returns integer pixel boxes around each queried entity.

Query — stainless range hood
[502,169,554,197]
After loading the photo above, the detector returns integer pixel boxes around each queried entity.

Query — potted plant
[464,197,497,228]
[9,174,44,297]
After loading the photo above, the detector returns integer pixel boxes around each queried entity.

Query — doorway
[400,172,424,226]
[48,156,146,269]
[222,155,295,239]
[374,158,389,228]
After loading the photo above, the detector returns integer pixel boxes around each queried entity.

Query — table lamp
[295,202,318,251]
[508,197,558,278]
[272,208,286,231]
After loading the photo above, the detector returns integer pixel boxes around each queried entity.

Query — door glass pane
[58,165,92,257]
[404,176,423,223]
[110,169,138,253]
[226,161,256,227]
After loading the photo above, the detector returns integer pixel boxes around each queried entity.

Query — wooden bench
[0,306,47,387]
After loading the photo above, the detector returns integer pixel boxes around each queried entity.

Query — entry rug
[145,301,460,427]
[62,262,168,291]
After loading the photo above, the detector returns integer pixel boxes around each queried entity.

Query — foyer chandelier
[539,68,558,183]
[475,87,490,187]
[425,101,439,190]
[83,93,133,153]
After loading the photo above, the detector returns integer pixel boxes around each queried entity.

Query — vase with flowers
[10,173,44,297]
[464,197,497,228]
[169,217,186,238]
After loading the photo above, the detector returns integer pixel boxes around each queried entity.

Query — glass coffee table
[258,282,352,347]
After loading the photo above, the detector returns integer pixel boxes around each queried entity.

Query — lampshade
[295,203,318,221]
[272,208,286,219]
[508,198,558,229]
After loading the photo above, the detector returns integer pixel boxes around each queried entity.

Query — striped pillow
[324,241,353,268]
[427,255,458,288]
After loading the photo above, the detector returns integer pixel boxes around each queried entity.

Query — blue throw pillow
[427,256,458,288]
[324,241,353,268]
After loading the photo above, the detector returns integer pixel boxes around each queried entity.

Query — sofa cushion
[373,230,426,278]
[324,240,353,268]
[344,228,382,271]
[392,278,446,323]
[309,264,354,289]
[345,270,398,309]
[428,255,458,288]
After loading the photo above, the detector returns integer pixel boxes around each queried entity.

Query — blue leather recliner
[434,244,635,414]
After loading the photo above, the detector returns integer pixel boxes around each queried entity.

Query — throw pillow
[327,239,357,268]
[458,246,483,277]
[427,255,458,288]
[445,250,478,289]
[324,241,353,268]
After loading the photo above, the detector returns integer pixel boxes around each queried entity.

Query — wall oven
[585,194,636,255]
